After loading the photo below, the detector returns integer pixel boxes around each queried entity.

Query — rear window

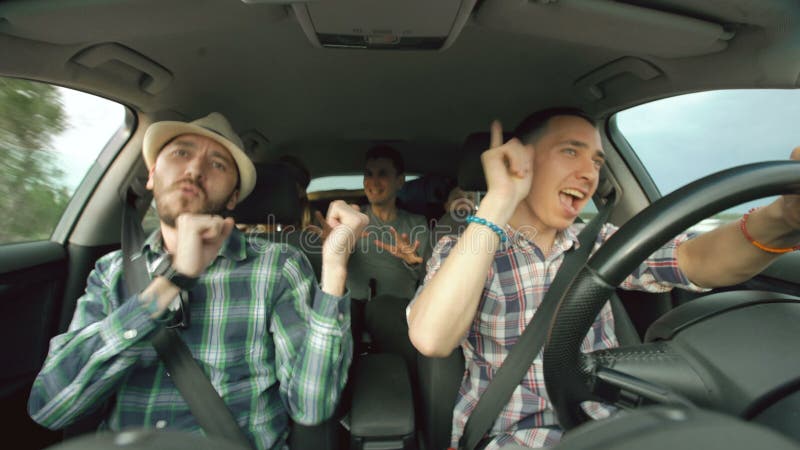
[308,174,419,193]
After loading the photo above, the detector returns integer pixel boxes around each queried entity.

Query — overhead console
[285,0,478,51]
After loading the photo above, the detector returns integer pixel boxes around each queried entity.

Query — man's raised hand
[320,200,368,296]
[373,227,423,265]
[173,214,234,277]
[321,200,369,265]
[480,121,534,211]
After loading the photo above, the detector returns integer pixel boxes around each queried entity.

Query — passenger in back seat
[346,144,431,300]
[432,186,477,245]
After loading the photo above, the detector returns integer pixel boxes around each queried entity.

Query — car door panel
[0,240,68,448]
[757,252,800,288]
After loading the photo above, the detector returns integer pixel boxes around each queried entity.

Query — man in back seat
[346,144,431,300]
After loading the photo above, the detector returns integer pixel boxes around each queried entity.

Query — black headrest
[397,174,454,217]
[231,163,302,225]
[456,132,512,191]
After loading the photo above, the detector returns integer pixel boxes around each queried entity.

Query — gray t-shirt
[347,206,431,300]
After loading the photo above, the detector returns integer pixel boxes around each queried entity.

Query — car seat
[231,162,323,281]
[231,162,337,449]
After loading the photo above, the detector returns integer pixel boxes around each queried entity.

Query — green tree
[0,78,68,243]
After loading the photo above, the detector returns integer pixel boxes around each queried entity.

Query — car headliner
[0,0,798,246]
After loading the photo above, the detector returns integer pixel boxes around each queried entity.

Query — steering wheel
[542,161,800,432]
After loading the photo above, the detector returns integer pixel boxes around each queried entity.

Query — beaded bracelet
[466,215,508,243]
[739,208,800,254]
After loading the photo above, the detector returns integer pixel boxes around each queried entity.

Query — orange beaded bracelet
[739,208,800,254]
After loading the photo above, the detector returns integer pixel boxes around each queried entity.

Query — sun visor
[283,0,477,51]
[475,0,734,58]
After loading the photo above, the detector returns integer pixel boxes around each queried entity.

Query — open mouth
[559,188,585,214]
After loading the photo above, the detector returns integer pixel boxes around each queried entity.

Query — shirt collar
[503,222,582,255]
[137,226,248,263]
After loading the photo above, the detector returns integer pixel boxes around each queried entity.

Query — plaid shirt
[414,222,705,449]
[29,229,352,450]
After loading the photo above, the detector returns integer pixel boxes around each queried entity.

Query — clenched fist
[172,213,235,277]
[319,200,369,295]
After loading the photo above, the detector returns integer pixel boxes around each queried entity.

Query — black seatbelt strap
[460,190,616,450]
[609,292,641,346]
[121,184,251,448]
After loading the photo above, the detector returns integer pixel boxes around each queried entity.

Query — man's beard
[154,179,235,227]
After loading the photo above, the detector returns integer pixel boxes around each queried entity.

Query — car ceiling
[0,0,798,180]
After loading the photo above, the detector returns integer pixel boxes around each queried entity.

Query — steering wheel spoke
[588,346,699,409]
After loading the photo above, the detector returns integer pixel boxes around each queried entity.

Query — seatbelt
[459,190,616,450]
[121,184,252,449]
[610,292,641,346]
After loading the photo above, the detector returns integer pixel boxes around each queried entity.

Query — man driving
[408,107,800,449]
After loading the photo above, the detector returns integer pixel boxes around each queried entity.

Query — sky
[51,87,126,192]
[616,89,800,212]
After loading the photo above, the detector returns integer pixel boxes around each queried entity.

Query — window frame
[606,114,661,203]
[48,106,136,245]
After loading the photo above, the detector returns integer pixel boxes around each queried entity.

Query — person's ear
[225,189,240,210]
[145,164,156,190]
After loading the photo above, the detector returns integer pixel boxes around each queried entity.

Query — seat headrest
[456,132,512,191]
[397,174,454,218]
[231,162,302,225]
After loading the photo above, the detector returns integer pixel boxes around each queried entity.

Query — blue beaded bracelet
[466,215,507,243]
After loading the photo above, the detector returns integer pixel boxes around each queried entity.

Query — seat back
[231,162,302,226]
[232,163,337,448]
[365,295,418,374]
[231,162,323,281]
[397,174,455,225]
[417,348,465,450]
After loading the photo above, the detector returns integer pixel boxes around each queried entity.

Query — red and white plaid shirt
[412,222,705,449]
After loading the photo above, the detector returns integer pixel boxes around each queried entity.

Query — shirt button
[155,420,167,429]
[123,329,138,339]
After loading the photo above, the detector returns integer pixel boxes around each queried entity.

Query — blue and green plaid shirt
[29,228,352,449]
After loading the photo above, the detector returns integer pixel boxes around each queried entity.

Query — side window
[0,77,126,244]
[614,89,800,232]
